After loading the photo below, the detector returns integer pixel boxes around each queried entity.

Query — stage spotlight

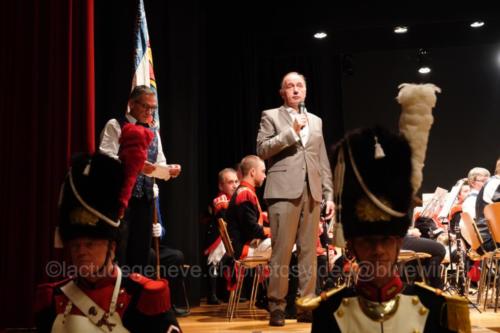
[470,21,485,28]
[394,26,408,34]
[313,32,327,39]
[417,49,431,75]
[418,66,431,74]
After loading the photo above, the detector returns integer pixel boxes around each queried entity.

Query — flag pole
[153,180,161,280]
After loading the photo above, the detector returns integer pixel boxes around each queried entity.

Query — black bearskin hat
[58,153,125,243]
[331,127,413,239]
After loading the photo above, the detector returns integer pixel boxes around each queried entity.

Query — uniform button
[419,307,428,315]
[342,298,350,306]
[119,303,124,308]
[413,330,420,333]
[412,297,419,305]
[119,288,125,294]
[337,309,344,317]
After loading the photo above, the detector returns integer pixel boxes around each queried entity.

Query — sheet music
[438,179,465,220]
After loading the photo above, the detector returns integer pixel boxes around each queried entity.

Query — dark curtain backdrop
[0,0,95,328]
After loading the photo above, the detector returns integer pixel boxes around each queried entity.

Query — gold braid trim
[415,282,471,333]
[445,294,471,333]
[68,168,121,228]
[346,139,406,218]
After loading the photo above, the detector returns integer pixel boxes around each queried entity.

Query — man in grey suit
[257,72,334,326]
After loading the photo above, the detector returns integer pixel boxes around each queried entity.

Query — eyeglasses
[136,102,158,113]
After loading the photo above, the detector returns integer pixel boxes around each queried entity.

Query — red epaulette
[213,194,229,214]
[235,188,258,206]
[35,278,72,313]
[129,273,171,315]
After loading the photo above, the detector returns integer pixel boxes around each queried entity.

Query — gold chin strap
[346,139,406,218]
[68,168,121,227]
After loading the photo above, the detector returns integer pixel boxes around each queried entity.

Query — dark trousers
[150,245,186,306]
[402,236,446,288]
[118,196,154,274]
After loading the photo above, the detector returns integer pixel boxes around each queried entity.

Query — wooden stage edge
[177,299,500,333]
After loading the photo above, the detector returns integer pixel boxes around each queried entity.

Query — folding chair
[397,249,432,284]
[217,218,269,321]
[461,211,495,309]
[484,202,500,312]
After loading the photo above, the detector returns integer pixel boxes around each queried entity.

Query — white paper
[145,164,171,180]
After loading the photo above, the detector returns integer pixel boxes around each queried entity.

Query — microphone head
[298,101,305,113]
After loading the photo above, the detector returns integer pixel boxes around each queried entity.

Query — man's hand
[143,161,156,174]
[324,200,335,220]
[292,114,307,134]
[407,227,421,238]
[168,164,182,178]
[152,223,162,238]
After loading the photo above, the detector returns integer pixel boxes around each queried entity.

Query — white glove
[153,183,159,198]
[152,223,162,238]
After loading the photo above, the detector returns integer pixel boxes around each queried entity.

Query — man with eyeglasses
[462,167,490,221]
[99,85,181,275]
[474,159,500,253]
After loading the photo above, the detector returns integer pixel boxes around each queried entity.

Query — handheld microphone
[298,101,305,114]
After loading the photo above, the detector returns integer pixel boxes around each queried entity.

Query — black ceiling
[205,2,500,55]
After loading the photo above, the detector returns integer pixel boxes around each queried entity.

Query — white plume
[397,83,441,194]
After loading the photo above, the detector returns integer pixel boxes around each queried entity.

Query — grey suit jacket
[256,106,333,202]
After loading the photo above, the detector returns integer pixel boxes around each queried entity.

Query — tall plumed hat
[332,83,440,240]
[58,153,125,243]
[58,124,152,244]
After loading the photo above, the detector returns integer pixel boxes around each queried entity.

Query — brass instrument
[438,178,467,295]
[295,285,346,311]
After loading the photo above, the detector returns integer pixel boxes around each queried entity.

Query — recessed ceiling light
[418,66,431,74]
[394,26,408,34]
[313,32,327,39]
[470,21,485,28]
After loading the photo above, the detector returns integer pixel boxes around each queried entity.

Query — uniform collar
[126,113,137,124]
[356,275,403,302]
[239,181,256,193]
[76,265,119,290]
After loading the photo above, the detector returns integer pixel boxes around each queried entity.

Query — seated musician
[474,159,500,254]
[462,167,490,220]
[226,155,271,260]
[448,180,470,233]
[413,188,448,240]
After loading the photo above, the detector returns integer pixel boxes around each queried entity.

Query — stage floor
[178,299,500,333]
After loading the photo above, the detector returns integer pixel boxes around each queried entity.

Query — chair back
[484,202,500,244]
[217,218,235,258]
[460,212,483,251]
